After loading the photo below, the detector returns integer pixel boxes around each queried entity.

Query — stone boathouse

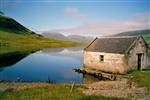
[84,36,150,74]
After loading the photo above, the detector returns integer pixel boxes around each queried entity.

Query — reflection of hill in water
[66,46,84,51]
[0,68,4,72]
[41,46,84,58]
[83,74,100,84]
[42,48,64,53]
[0,51,31,68]
[42,46,84,53]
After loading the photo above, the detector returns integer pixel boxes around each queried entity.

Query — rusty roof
[85,36,138,54]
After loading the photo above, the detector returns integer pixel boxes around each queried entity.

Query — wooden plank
[73,68,116,80]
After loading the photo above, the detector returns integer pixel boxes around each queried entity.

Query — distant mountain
[113,30,150,45]
[42,32,68,40]
[42,32,93,42]
[0,14,36,34]
[0,13,79,55]
[67,35,93,42]
[114,30,150,37]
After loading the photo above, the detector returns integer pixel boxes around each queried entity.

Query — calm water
[0,47,84,83]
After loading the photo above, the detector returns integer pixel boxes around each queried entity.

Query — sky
[0,0,150,36]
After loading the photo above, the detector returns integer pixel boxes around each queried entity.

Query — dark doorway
[137,54,142,70]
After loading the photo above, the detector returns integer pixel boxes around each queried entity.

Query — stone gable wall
[127,37,149,70]
[83,51,126,74]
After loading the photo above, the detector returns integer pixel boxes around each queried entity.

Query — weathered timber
[73,68,116,80]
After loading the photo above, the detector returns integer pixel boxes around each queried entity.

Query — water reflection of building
[83,73,111,84]
[83,74,100,84]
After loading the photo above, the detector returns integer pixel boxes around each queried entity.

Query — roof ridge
[85,36,140,54]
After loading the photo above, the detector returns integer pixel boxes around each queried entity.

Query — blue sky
[0,0,149,36]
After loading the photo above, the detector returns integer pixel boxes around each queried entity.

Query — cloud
[130,12,150,24]
[64,7,80,14]
[64,7,85,19]
[54,12,150,36]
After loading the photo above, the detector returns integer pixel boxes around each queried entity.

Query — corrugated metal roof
[85,36,138,54]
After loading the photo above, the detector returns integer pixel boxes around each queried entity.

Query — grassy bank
[145,37,150,47]
[0,83,126,100]
[1,70,150,100]
[0,14,81,55]
[0,30,80,55]
[128,70,150,89]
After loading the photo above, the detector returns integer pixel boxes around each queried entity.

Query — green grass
[0,30,80,55]
[128,70,150,89]
[145,37,150,46]
[0,83,127,100]
[0,14,36,34]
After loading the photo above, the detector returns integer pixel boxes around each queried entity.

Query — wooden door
[137,54,142,70]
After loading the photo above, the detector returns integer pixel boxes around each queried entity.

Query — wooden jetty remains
[74,68,116,80]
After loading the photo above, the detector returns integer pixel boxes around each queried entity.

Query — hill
[0,11,4,15]
[114,30,150,37]
[0,14,35,34]
[42,32,93,42]
[0,14,79,55]
[113,30,150,45]
[67,35,93,42]
[42,32,68,40]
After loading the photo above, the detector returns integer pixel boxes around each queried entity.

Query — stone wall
[127,37,149,70]
[83,51,126,74]
[146,50,150,68]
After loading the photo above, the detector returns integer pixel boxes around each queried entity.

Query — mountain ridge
[113,29,150,45]
[42,32,94,42]
[113,30,150,37]
[0,12,79,55]
[0,14,36,35]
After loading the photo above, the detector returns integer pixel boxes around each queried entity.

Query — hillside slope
[114,30,150,45]
[42,32,93,42]
[42,32,68,40]
[0,15,35,34]
[0,14,79,55]
[114,30,150,37]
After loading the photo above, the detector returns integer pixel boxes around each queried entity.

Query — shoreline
[0,75,149,100]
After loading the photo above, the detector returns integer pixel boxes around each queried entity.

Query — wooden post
[70,82,75,93]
